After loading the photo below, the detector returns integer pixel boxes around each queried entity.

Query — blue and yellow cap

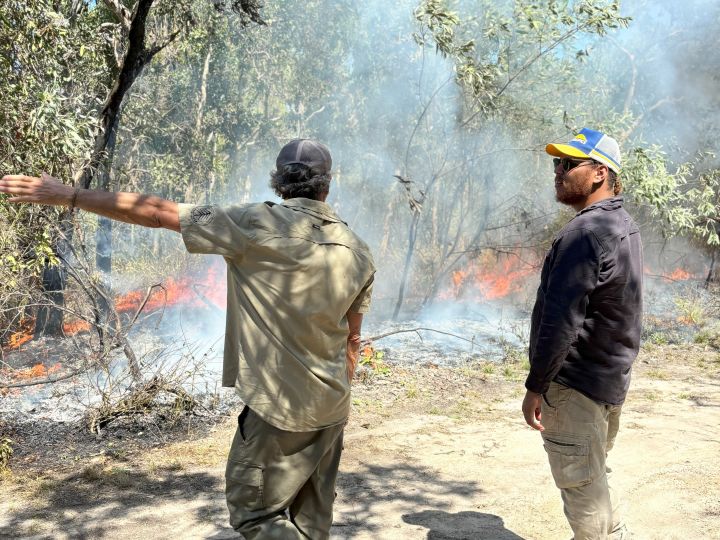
[546,128,621,173]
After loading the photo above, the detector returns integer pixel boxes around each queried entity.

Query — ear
[593,164,608,187]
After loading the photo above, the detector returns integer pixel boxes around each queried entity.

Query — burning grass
[2,264,227,354]
[0,253,715,500]
[0,261,230,418]
[443,251,536,301]
[2,362,62,382]
[6,318,34,349]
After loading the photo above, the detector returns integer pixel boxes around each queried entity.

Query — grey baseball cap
[275,139,332,174]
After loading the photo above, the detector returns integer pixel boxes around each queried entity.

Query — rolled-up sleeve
[349,273,375,314]
[179,203,252,258]
[525,228,603,394]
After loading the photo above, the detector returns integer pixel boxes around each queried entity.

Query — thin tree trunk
[196,45,212,133]
[75,0,159,190]
[96,112,121,275]
[207,133,217,203]
[706,251,716,288]
[34,262,66,337]
[35,0,161,339]
[392,211,421,320]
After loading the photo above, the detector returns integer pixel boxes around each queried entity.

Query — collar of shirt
[576,196,624,217]
[282,197,347,224]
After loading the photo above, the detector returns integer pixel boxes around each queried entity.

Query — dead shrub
[87,376,197,435]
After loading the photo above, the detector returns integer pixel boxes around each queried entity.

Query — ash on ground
[0,327,234,427]
[2,277,710,432]
[365,302,530,366]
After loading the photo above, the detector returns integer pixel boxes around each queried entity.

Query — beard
[555,175,593,206]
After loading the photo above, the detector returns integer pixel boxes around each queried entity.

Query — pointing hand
[0,173,74,207]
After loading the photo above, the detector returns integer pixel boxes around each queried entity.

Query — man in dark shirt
[522,128,642,539]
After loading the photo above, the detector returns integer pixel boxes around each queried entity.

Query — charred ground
[1,341,719,540]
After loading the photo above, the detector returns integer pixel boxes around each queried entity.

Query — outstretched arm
[0,173,180,232]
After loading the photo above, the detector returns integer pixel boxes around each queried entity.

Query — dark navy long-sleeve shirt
[525,197,643,405]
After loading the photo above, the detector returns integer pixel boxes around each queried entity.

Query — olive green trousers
[225,406,345,539]
[541,381,625,540]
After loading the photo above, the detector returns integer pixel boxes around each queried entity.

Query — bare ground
[1,343,719,540]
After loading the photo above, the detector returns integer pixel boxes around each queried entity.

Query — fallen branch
[363,327,475,346]
[0,365,92,389]
[645,273,703,283]
[126,283,164,328]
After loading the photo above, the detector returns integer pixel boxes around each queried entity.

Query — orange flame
[7,362,62,381]
[4,265,227,351]
[644,265,696,282]
[7,319,34,349]
[451,268,471,289]
[63,319,92,334]
[665,268,691,281]
[446,255,534,300]
[113,267,226,315]
[8,330,33,349]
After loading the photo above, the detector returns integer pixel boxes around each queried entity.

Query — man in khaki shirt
[1,138,375,539]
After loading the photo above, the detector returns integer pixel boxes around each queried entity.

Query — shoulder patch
[191,205,216,225]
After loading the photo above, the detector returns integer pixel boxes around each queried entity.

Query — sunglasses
[553,157,596,172]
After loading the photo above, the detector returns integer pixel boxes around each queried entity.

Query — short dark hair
[269,163,331,200]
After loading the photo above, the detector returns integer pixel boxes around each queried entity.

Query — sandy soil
[1,343,719,540]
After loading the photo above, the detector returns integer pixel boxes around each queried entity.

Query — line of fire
[1,252,706,385]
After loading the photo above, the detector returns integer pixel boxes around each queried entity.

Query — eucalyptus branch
[495,25,585,99]
[304,105,327,124]
[462,23,586,128]
[404,76,453,173]
[619,97,681,142]
[145,28,184,60]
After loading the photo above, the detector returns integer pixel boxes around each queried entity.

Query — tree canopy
[1,0,719,340]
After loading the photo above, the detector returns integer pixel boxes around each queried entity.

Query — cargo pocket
[542,432,591,489]
[542,381,573,409]
[225,461,264,513]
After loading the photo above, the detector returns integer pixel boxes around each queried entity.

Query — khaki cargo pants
[541,381,624,540]
[225,406,345,539]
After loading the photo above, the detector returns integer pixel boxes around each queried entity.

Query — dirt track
[1,344,719,539]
